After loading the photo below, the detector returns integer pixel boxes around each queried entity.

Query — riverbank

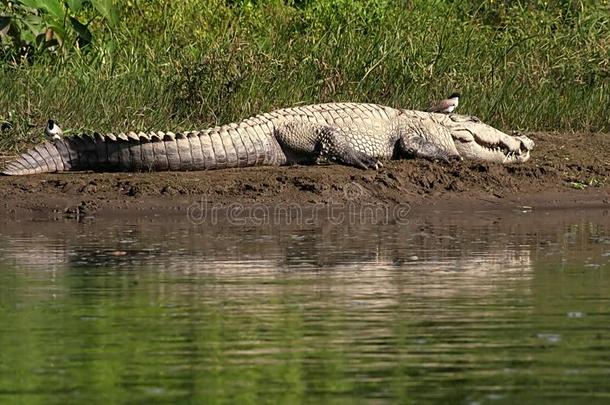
[0,131,608,220]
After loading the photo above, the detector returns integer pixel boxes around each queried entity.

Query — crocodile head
[442,114,534,163]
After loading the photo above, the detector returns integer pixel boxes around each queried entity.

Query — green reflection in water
[0,210,609,403]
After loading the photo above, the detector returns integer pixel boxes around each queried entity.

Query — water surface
[1,209,609,403]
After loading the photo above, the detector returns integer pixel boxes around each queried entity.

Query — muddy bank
[0,131,608,220]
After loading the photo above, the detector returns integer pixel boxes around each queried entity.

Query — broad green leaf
[66,0,84,12]
[17,0,43,9]
[22,15,45,36]
[40,0,65,19]
[18,0,65,19]
[92,0,119,27]
[70,16,92,43]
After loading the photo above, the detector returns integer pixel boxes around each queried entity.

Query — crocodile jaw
[454,133,533,163]
[446,117,534,163]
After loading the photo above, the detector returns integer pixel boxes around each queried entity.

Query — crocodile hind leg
[274,121,382,170]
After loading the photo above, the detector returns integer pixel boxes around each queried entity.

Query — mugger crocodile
[1,103,534,175]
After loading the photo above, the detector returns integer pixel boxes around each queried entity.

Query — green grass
[1,0,609,153]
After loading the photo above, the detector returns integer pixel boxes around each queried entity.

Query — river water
[0,208,609,403]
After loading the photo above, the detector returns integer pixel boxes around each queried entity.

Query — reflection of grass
[1,1,609,153]
[569,182,588,190]
[569,177,606,189]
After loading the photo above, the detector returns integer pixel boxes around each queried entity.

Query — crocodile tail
[1,139,71,175]
[1,133,118,175]
[1,127,285,176]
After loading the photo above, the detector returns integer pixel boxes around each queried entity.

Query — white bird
[45,119,63,140]
[427,92,461,114]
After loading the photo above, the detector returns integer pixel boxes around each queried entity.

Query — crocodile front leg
[274,121,382,170]
[316,126,383,169]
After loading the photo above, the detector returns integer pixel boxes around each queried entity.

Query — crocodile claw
[351,152,382,170]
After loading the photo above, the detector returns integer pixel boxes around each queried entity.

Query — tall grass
[1,0,609,152]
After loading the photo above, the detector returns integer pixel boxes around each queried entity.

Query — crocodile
[0,103,534,176]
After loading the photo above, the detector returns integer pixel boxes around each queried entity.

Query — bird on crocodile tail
[45,120,62,140]
[427,92,461,114]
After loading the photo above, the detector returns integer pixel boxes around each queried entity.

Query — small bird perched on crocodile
[45,120,63,140]
[1,103,534,176]
[427,92,461,114]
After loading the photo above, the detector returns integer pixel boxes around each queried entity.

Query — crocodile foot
[336,150,383,170]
